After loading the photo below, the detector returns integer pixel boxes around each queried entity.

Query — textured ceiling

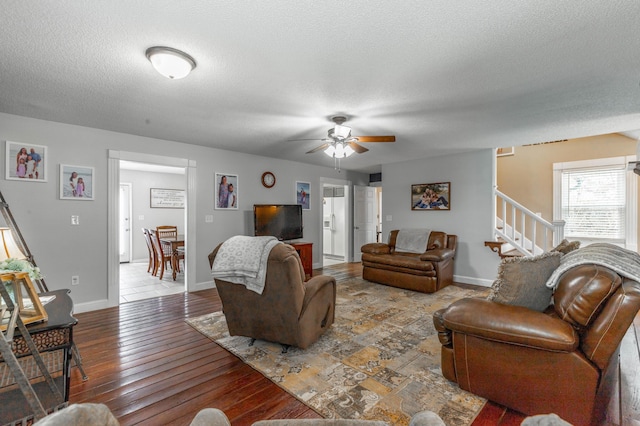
[2,1,640,173]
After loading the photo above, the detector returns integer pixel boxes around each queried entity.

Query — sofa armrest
[442,298,579,352]
[302,275,336,308]
[361,243,391,255]
[420,248,454,262]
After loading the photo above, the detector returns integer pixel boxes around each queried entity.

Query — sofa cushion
[553,264,622,327]
[487,251,562,311]
[362,253,435,272]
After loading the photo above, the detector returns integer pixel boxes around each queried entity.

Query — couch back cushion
[553,264,621,328]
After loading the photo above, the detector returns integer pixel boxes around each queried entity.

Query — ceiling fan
[301,116,396,157]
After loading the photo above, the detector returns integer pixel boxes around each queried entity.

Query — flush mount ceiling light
[145,46,196,79]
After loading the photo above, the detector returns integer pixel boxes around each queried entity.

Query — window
[553,156,637,249]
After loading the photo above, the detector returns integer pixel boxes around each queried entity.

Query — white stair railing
[494,188,565,257]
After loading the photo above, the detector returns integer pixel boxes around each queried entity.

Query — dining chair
[150,231,173,280]
[155,225,178,239]
[142,228,156,274]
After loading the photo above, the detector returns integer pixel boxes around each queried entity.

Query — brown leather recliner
[361,230,456,293]
[208,243,336,349]
[433,264,640,426]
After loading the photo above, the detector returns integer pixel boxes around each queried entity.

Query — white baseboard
[194,280,216,291]
[73,299,110,313]
[454,275,493,287]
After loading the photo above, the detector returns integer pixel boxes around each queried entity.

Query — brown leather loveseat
[360,229,456,293]
[433,264,640,425]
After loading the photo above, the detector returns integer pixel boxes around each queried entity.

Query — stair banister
[494,188,565,257]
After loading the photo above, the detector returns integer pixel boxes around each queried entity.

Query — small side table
[290,242,313,280]
[0,289,77,425]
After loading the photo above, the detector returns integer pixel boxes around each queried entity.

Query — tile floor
[119,261,184,304]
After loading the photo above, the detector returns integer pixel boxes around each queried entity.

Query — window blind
[561,166,626,241]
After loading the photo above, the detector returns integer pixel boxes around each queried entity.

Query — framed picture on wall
[60,164,95,200]
[296,181,310,210]
[150,188,185,208]
[215,172,238,209]
[411,182,450,210]
[5,141,48,182]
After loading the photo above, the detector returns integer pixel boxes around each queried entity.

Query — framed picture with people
[60,164,95,200]
[411,182,450,210]
[296,181,310,210]
[5,141,48,182]
[215,172,238,210]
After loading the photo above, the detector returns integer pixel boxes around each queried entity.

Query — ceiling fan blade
[288,138,325,142]
[349,141,369,154]
[354,135,396,143]
[306,143,330,154]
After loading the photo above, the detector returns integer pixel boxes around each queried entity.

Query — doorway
[322,184,348,266]
[107,150,197,307]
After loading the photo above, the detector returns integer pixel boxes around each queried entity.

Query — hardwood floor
[69,262,640,425]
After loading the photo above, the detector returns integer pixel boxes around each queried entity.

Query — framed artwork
[296,181,310,210]
[215,172,238,209]
[150,188,185,208]
[5,141,48,182]
[411,182,450,211]
[497,147,514,157]
[60,164,95,200]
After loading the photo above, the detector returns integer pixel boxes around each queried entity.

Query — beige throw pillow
[488,251,562,311]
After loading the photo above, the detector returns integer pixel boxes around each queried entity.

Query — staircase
[486,189,565,258]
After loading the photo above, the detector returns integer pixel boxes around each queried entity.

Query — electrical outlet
[71,276,80,286]
[71,215,80,225]
[205,215,214,223]
[385,215,392,221]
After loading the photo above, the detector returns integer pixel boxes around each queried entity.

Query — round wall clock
[261,171,276,188]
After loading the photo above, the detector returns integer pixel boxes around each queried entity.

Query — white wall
[381,150,500,285]
[120,169,186,262]
[0,112,368,310]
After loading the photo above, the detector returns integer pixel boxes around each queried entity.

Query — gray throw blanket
[211,235,281,294]
[545,243,640,289]
[396,229,432,253]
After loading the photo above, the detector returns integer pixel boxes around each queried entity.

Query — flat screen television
[254,204,303,241]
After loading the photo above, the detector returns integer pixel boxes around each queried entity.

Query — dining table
[159,234,184,280]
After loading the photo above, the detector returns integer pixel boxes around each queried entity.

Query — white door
[353,185,377,262]
[119,183,132,263]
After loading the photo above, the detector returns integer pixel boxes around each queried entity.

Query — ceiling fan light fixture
[146,46,196,79]
[333,124,351,140]
[324,145,336,157]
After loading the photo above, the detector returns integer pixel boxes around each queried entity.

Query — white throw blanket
[545,243,640,289]
[395,229,432,253]
[211,235,281,294]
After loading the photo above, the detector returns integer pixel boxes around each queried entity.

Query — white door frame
[107,150,196,308]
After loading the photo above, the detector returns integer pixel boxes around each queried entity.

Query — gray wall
[0,112,500,311]
[381,149,500,285]
[0,112,368,311]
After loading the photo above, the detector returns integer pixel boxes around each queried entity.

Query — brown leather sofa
[360,230,456,293]
[433,264,640,425]
[208,242,336,349]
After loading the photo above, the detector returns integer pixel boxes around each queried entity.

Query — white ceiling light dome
[145,46,196,80]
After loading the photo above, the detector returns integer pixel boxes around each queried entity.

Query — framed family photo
[215,172,238,210]
[60,164,95,200]
[411,182,450,211]
[5,141,48,182]
[296,181,310,210]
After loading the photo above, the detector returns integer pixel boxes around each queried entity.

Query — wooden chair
[150,231,172,280]
[155,226,177,239]
[142,228,156,274]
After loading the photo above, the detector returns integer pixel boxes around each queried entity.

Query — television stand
[289,242,312,280]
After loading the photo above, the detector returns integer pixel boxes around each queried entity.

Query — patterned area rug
[186,278,489,425]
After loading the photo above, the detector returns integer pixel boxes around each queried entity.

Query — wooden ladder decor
[0,277,63,421]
